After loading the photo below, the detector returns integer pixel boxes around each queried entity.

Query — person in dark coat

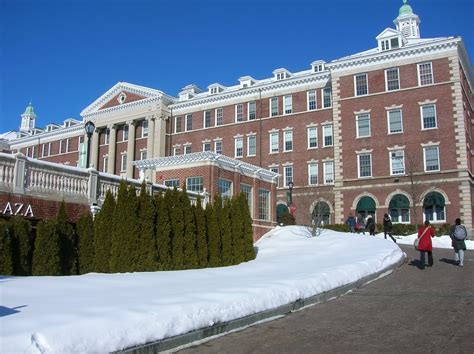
[382,213,396,243]
[356,214,366,235]
[449,218,467,267]
[366,215,376,236]
[345,213,356,233]
[417,220,436,270]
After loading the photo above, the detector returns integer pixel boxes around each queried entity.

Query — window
[121,153,127,172]
[323,161,334,184]
[165,179,180,188]
[203,111,211,128]
[323,125,333,147]
[270,167,280,187]
[215,140,222,154]
[270,132,279,153]
[388,109,403,134]
[283,95,292,114]
[307,127,317,148]
[421,104,437,129]
[240,184,253,213]
[102,157,108,173]
[381,38,400,51]
[284,165,293,187]
[358,153,372,178]
[270,97,278,117]
[355,73,368,96]
[356,114,371,138]
[104,129,110,145]
[175,116,183,133]
[390,150,405,175]
[140,150,147,160]
[123,125,129,141]
[141,120,149,137]
[235,104,243,122]
[186,176,203,192]
[248,101,256,120]
[385,68,400,91]
[235,137,243,157]
[41,143,51,157]
[258,189,270,221]
[247,135,256,156]
[184,145,192,154]
[308,163,318,185]
[60,139,66,154]
[186,114,193,131]
[418,62,433,86]
[215,108,223,126]
[307,90,316,110]
[202,142,211,151]
[323,88,332,108]
[423,192,445,222]
[173,146,181,155]
[424,146,440,172]
[283,130,293,152]
[218,179,233,202]
[381,39,389,51]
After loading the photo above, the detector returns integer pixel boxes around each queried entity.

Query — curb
[113,255,406,354]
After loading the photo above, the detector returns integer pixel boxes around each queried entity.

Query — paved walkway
[178,245,473,353]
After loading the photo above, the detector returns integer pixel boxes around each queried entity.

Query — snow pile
[374,232,474,250]
[1,226,403,353]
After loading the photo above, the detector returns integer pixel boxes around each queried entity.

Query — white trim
[234,137,244,158]
[269,132,279,153]
[323,160,334,185]
[283,95,293,115]
[307,90,317,111]
[420,103,438,130]
[417,61,434,86]
[307,162,318,186]
[283,130,293,152]
[357,152,372,178]
[423,145,440,172]
[247,135,257,157]
[307,126,318,149]
[387,109,404,134]
[384,67,400,91]
[389,150,405,176]
[356,113,371,138]
[354,73,369,96]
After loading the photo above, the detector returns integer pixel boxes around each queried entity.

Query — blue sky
[1,0,473,133]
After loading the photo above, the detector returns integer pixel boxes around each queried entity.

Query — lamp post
[84,120,95,168]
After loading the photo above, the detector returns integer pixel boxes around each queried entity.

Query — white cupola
[20,102,37,133]
[393,0,420,40]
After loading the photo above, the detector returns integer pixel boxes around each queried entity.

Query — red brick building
[4,1,474,233]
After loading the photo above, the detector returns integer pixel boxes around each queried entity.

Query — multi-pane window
[323,161,334,184]
[358,153,372,178]
[203,111,211,128]
[270,97,278,117]
[215,140,222,154]
[270,167,280,187]
[283,95,292,114]
[323,125,333,147]
[424,146,440,172]
[235,104,244,122]
[247,135,256,156]
[240,184,253,213]
[141,120,149,137]
[323,88,332,108]
[356,114,371,138]
[284,165,293,187]
[186,176,204,192]
[41,143,51,157]
[184,145,192,154]
[218,179,233,202]
[307,127,317,148]
[186,114,193,131]
[66,138,72,153]
[140,150,147,160]
[60,139,66,154]
[248,101,256,120]
[173,147,181,155]
[385,68,400,91]
[418,62,433,86]
[270,132,279,153]
[203,142,211,151]
[307,90,316,110]
[308,163,318,185]
[165,179,180,188]
[390,150,405,175]
[123,125,129,141]
[421,104,437,129]
[104,129,110,145]
[388,109,403,134]
[175,116,183,133]
[121,153,127,172]
[355,73,368,96]
[215,108,223,126]
[102,157,108,173]
[258,189,270,221]
[283,130,293,152]
[235,137,243,157]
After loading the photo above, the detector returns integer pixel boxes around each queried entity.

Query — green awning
[356,196,376,211]
[276,203,289,217]
[389,194,410,209]
[313,202,330,216]
[423,192,445,207]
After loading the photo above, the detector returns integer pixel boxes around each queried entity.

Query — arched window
[312,202,330,225]
[356,196,376,219]
[276,203,289,224]
[389,194,410,223]
[423,192,445,222]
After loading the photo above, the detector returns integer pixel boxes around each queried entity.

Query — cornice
[9,124,84,147]
[82,96,163,120]
[170,73,331,112]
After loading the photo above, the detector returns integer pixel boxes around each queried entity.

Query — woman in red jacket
[417,220,436,270]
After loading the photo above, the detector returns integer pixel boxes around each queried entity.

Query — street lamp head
[84,120,95,138]
[288,181,294,190]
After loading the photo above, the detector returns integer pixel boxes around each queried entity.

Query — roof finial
[403,0,407,4]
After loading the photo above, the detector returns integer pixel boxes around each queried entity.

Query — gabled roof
[376,28,403,40]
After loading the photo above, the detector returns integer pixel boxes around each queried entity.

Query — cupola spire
[20,101,37,133]
[394,0,420,39]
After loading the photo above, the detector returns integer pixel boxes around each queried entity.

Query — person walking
[346,213,356,233]
[382,213,396,243]
[449,218,467,267]
[417,220,436,270]
[366,214,376,236]
[356,214,366,235]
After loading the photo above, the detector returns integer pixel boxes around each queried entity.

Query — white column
[146,116,155,182]
[90,128,99,169]
[107,125,117,174]
[126,120,136,179]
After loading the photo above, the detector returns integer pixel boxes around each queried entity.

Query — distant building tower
[394,0,420,39]
[20,102,37,133]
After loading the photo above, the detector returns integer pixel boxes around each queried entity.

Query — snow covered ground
[3,225,461,353]
[375,232,474,250]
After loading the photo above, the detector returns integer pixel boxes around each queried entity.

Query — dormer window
[238,76,255,89]
[273,69,291,81]
[277,72,285,80]
[210,87,218,94]
[311,61,326,73]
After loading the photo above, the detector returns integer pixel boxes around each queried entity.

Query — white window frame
[173,146,181,156]
[234,137,243,158]
[322,125,333,147]
[308,163,318,186]
[215,107,223,126]
[387,109,403,134]
[214,140,222,154]
[283,130,293,152]
[385,67,400,91]
[423,146,440,172]
[248,101,256,120]
[186,114,193,131]
[174,116,183,133]
[202,142,211,152]
[240,183,253,215]
[140,150,147,161]
[186,176,204,193]
[102,156,108,173]
[417,62,433,86]
[60,139,66,154]
[270,167,280,187]
[120,153,127,172]
[354,73,369,96]
[235,104,244,122]
[420,104,438,130]
[218,178,233,201]
[270,132,279,153]
[322,88,332,108]
[258,189,271,221]
[283,165,293,187]
[307,127,318,149]
[270,97,278,117]
[141,120,149,138]
[356,113,371,138]
[247,135,256,156]
[203,111,211,128]
[307,90,316,111]
[323,161,334,185]
[283,95,292,115]
[184,145,192,154]
[123,125,129,141]
[390,150,405,175]
[357,153,372,178]
[104,129,110,145]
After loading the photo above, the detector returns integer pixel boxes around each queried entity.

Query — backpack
[453,225,466,240]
